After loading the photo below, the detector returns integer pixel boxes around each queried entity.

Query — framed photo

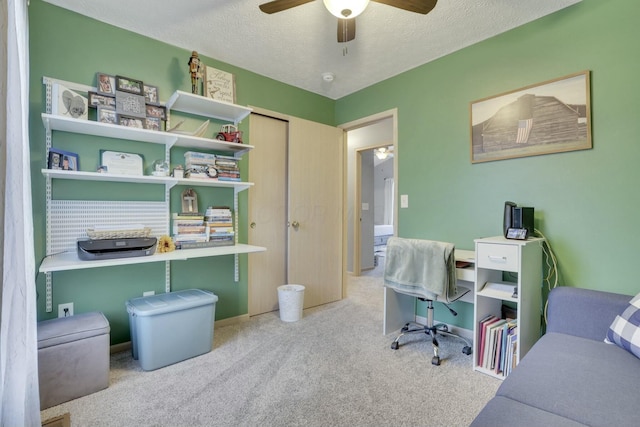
[470,70,591,163]
[51,84,88,120]
[97,106,117,124]
[48,148,79,171]
[96,72,116,96]
[100,150,144,176]
[115,75,144,95]
[117,115,144,129]
[88,91,116,108]
[144,117,161,131]
[204,66,236,103]
[115,91,146,118]
[145,104,166,119]
[143,84,160,105]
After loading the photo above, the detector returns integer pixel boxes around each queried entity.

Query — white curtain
[383,177,394,226]
[0,0,41,425]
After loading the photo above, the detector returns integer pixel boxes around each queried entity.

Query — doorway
[340,110,398,277]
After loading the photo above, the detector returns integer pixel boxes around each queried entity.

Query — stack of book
[184,151,216,179]
[172,212,207,245]
[477,315,518,377]
[183,151,240,181]
[205,206,234,246]
[214,155,240,182]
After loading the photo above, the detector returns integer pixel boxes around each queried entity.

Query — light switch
[362,202,369,211]
[400,194,408,208]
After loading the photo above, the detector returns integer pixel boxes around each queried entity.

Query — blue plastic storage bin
[126,289,218,371]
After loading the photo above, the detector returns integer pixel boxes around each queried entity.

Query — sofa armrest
[546,287,631,341]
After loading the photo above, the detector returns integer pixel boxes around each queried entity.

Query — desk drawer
[477,243,518,272]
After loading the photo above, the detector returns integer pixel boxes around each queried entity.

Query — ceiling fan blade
[371,0,438,14]
[337,18,356,43]
[259,0,315,14]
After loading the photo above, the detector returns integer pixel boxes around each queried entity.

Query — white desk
[382,249,476,335]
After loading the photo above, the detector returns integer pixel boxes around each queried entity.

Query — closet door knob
[291,221,300,230]
[250,222,256,229]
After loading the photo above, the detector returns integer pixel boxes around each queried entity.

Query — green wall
[337,0,640,307]
[29,0,335,344]
[30,0,640,343]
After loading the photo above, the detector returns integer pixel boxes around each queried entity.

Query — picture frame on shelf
[51,83,88,120]
[144,117,161,131]
[145,104,166,120]
[115,75,144,95]
[115,90,146,118]
[204,66,236,103]
[100,150,144,176]
[48,148,79,171]
[96,72,116,96]
[97,106,117,124]
[117,115,144,129]
[88,91,116,108]
[143,84,160,105]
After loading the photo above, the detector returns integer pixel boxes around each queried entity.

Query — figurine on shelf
[188,51,201,95]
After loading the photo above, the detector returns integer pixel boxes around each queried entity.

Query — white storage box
[126,289,218,371]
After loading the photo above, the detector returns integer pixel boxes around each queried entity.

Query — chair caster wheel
[391,341,399,350]
[401,325,409,332]
[462,346,472,355]
[432,356,441,366]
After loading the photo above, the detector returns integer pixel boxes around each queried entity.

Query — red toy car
[216,124,243,144]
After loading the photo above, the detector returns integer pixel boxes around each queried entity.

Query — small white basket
[277,284,305,322]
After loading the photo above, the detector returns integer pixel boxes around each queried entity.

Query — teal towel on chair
[383,237,457,302]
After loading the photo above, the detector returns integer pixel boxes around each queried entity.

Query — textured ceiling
[43,0,582,100]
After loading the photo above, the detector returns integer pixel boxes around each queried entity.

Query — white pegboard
[47,200,169,254]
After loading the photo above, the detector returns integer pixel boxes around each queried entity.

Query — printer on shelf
[77,237,157,261]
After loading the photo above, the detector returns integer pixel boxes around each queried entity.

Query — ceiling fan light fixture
[323,0,369,19]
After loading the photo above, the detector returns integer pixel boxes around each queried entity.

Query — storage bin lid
[126,289,218,317]
[38,312,110,349]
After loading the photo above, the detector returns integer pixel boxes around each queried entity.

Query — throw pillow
[605,292,640,359]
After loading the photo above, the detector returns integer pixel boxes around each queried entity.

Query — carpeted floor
[40,268,500,426]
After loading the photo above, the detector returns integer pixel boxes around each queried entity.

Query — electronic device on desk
[77,237,157,261]
[503,201,534,240]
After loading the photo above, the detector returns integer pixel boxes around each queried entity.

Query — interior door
[359,149,375,271]
[248,113,288,315]
[288,117,344,307]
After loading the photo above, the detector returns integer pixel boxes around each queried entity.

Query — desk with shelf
[382,249,476,336]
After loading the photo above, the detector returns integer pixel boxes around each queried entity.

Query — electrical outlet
[58,302,74,318]
[143,291,155,297]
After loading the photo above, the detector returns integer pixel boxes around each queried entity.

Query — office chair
[384,237,473,365]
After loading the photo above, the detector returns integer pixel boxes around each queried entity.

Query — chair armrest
[546,287,632,341]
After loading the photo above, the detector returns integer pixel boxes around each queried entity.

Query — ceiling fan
[259,0,438,43]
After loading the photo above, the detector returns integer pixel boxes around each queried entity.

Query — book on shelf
[172,212,204,220]
[176,239,235,250]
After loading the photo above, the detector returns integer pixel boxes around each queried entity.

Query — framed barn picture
[470,70,592,163]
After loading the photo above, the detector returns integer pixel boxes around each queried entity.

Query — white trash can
[277,284,305,322]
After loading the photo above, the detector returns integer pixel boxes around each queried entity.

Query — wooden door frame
[338,109,398,279]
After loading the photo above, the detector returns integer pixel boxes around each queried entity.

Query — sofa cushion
[470,396,587,427]
[496,332,639,427]
[605,292,640,359]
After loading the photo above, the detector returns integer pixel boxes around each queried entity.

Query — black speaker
[512,207,535,235]
[503,201,516,237]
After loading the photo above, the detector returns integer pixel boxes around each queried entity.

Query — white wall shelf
[42,76,261,312]
[42,169,254,191]
[42,113,254,155]
[166,90,252,125]
[39,243,265,273]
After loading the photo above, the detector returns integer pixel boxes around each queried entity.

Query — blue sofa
[471,286,637,427]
